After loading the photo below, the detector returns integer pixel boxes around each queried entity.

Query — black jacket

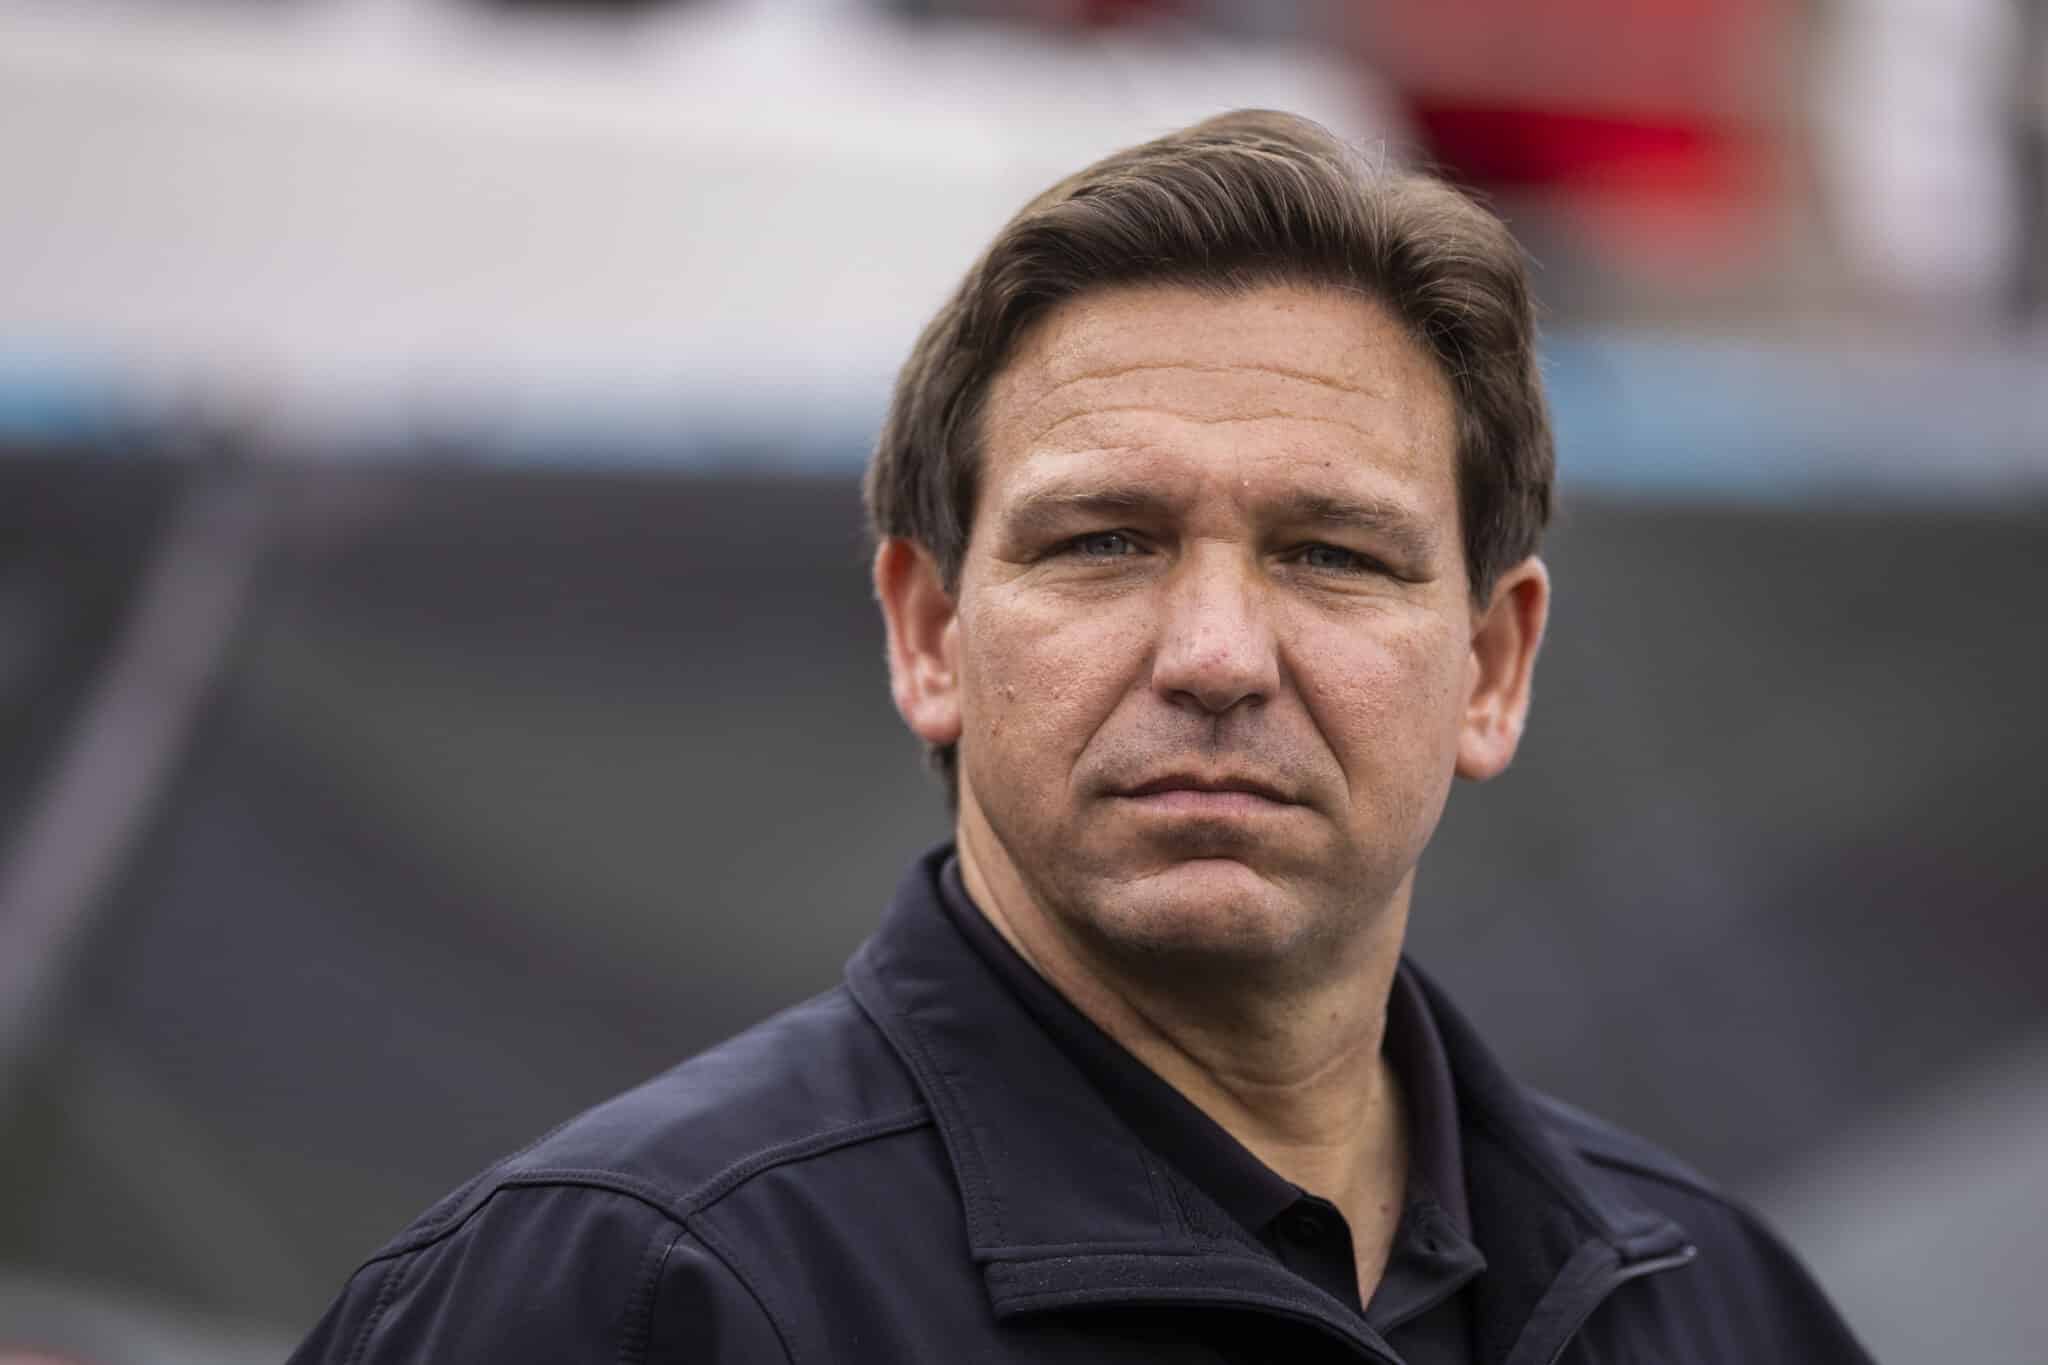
[293,849,1873,1363]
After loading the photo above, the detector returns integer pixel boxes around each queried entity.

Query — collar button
[1280,1210,1329,1245]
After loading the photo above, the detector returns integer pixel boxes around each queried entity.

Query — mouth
[1115,773,1298,812]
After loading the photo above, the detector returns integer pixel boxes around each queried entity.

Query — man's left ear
[1456,555,1550,781]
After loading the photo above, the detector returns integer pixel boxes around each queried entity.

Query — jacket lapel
[1408,967,1696,1364]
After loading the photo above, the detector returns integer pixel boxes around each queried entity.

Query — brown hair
[865,108,1554,796]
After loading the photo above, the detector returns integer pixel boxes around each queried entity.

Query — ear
[874,538,964,748]
[1456,555,1550,782]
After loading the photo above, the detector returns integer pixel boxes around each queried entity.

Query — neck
[955,814,1412,1235]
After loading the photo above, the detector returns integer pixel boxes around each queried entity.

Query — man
[293,111,1871,1363]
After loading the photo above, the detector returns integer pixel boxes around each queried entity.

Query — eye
[1297,543,1378,574]
[1067,531,1142,559]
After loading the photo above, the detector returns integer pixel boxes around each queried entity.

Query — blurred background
[2,0,2045,1360]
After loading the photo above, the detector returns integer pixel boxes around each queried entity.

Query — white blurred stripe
[0,470,270,1099]
[0,2,1383,441]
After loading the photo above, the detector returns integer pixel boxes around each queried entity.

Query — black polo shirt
[938,857,1487,1363]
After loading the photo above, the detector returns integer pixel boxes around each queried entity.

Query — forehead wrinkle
[999,355,1402,445]
[1014,361,1395,433]
[1039,359,1395,400]
[1027,405,1410,455]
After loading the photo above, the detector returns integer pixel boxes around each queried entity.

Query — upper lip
[1119,773,1296,804]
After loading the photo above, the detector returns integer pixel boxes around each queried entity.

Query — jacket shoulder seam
[341,1249,412,1365]
[366,1105,933,1262]
[617,1220,685,1365]
[677,1104,934,1217]
[685,1209,801,1365]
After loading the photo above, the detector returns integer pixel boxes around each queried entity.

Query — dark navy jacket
[292,850,1873,1363]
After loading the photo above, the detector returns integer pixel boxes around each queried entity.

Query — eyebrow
[1000,486,1180,540]
[999,482,1443,565]
[1274,491,1443,564]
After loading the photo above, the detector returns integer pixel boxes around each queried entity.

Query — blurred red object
[1347,0,1784,264]
[1070,0,1182,23]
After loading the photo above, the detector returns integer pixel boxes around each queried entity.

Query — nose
[1150,546,1279,717]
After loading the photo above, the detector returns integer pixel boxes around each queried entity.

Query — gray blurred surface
[2,455,2043,1357]
[0,1271,290,1365]
[1762,1031,2048,1364]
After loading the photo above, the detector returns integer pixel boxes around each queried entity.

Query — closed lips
[1119,775,1295,803]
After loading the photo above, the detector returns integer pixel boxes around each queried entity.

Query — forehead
[979,282,1458,511]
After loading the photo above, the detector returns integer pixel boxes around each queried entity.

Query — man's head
[869,110,1553,987]
[868,111,1553,800]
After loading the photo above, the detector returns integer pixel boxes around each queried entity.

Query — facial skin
[879,282,1549,1005]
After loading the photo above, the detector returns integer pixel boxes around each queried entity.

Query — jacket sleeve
[288,1183,790,1364]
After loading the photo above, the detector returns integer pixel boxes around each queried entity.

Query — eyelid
[1043,531,1402,576]
[1292,541,1384,572]
[1056,528,1148,557]
[1048,527,1163,560]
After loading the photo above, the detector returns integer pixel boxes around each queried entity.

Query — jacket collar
[846,847,1690,1356]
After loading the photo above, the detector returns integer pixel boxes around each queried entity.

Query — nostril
[1163,681,1272,718]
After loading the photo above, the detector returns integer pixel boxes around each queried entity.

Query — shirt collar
[1384,951,1472,1237]
[934,852,1299,1238]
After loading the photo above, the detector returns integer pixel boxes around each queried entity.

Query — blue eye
[1301,543,1367,572]
[1072,532,1139,558]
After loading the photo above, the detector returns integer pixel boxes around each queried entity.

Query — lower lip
[1117,789,1292,817]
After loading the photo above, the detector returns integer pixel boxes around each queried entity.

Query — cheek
[1298,616,1469,799]
[958,588,1145,761]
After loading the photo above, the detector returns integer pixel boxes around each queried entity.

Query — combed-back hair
[865,108,1555,799]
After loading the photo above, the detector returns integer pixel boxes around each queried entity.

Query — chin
[1067,856,1324,972]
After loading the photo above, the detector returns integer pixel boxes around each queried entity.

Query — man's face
[882,282,1543,984]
